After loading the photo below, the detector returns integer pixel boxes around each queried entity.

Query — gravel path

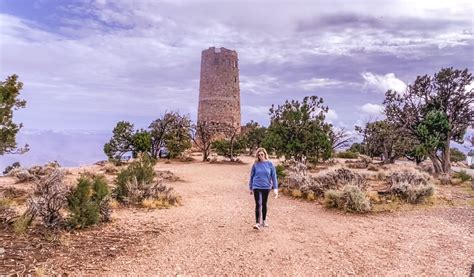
[99,158,474,276]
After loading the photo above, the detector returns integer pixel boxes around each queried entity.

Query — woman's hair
[255,147,269,162]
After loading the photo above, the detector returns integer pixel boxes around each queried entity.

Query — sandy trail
[98,157,474,276]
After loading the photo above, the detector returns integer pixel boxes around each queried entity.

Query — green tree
[133,129,152,157]
[356,120,407,163]
[149,112,192,159]
[348,142,366,154]
[242,121,267,155]
[266,96,332,163]
[104,121,135,162]
[67,177,102,229]
[384,68,473,174]
[211,136,246,160]
[450,148,466,163]
[0,74,29,155]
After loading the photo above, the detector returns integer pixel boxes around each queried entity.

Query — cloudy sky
[1,0,472,133]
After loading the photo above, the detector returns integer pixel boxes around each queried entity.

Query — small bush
[3,162,20,175]
[156,170,180,182]
[27,170,67,228]
[336,151,359,159]
[324,190,343,208]
[67,175,111,229]
[453,170,472,182]
[7,167,36,183]
[388,171,434,204]
[275,164,286,181]
[13,212,34,235]
[324,185,371,213]
[114,155,156,203]
[291,189,302,198]
[390,181,434,204]
[305,191,316,201]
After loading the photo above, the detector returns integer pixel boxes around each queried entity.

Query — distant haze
[0,130,110,170]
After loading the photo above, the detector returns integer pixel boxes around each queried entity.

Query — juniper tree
[384,68,473,174]
[0,74,29,155]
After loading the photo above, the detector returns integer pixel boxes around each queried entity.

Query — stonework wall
[197,47,241,132]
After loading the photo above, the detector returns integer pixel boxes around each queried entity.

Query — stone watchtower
[197,47,241,132]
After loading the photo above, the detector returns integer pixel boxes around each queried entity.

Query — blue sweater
[248,161,278,190]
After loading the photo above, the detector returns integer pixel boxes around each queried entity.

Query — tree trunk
[428,152,443,175]
[230,137,235,161]
[202,149,209,162]
[441,146,451,174]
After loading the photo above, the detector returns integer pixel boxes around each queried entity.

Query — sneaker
[262,221,269,227]
[253,223,261,230]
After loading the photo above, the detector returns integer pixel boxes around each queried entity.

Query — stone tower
[198,47,241,131]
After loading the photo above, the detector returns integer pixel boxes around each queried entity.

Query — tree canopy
[265,96,332,163]
[384,67,473,174]
[0,74,29,155]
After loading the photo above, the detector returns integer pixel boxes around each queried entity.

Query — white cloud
[297,78,343,90]
[360,103,384,115]
[240,75,279,95]
[361,72,407,93]
[326,109,339,121]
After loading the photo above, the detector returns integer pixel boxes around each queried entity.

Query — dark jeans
[253,189,270,224]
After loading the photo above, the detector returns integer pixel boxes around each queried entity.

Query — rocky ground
[1,156,473,275]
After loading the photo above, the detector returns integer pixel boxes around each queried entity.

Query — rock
[0,248,5,255]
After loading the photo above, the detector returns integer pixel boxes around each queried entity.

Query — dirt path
[89,157,474,276]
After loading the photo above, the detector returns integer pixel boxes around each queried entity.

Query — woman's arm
[248,164,255,190]
[270,163,278,190]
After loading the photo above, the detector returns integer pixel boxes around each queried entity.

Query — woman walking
[248,147,278,230]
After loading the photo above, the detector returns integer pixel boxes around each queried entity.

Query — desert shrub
[27,170,67,228]
[13,212,34,234]
[453,170,472,182]
[312,168,368,194]
[283,159,307,175]
[7,167,36,183]
[156,170,180,182]
[291,189,302,198]
[390,181,434,204]
[389,170,428,187]
[275,164,286,181]
[388,171,434,203]
[324,185,371,213]
[305,191,316,201]
[336,151,359,159]
[3,161,20,175]
[324,190,343,208]
[67,176,111,229]
[282,168,367,198]
[141,182,181,209]
[450,148,466,163]
[125,178,180,208]
[28,161,61,178]
[114,155,156,203]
